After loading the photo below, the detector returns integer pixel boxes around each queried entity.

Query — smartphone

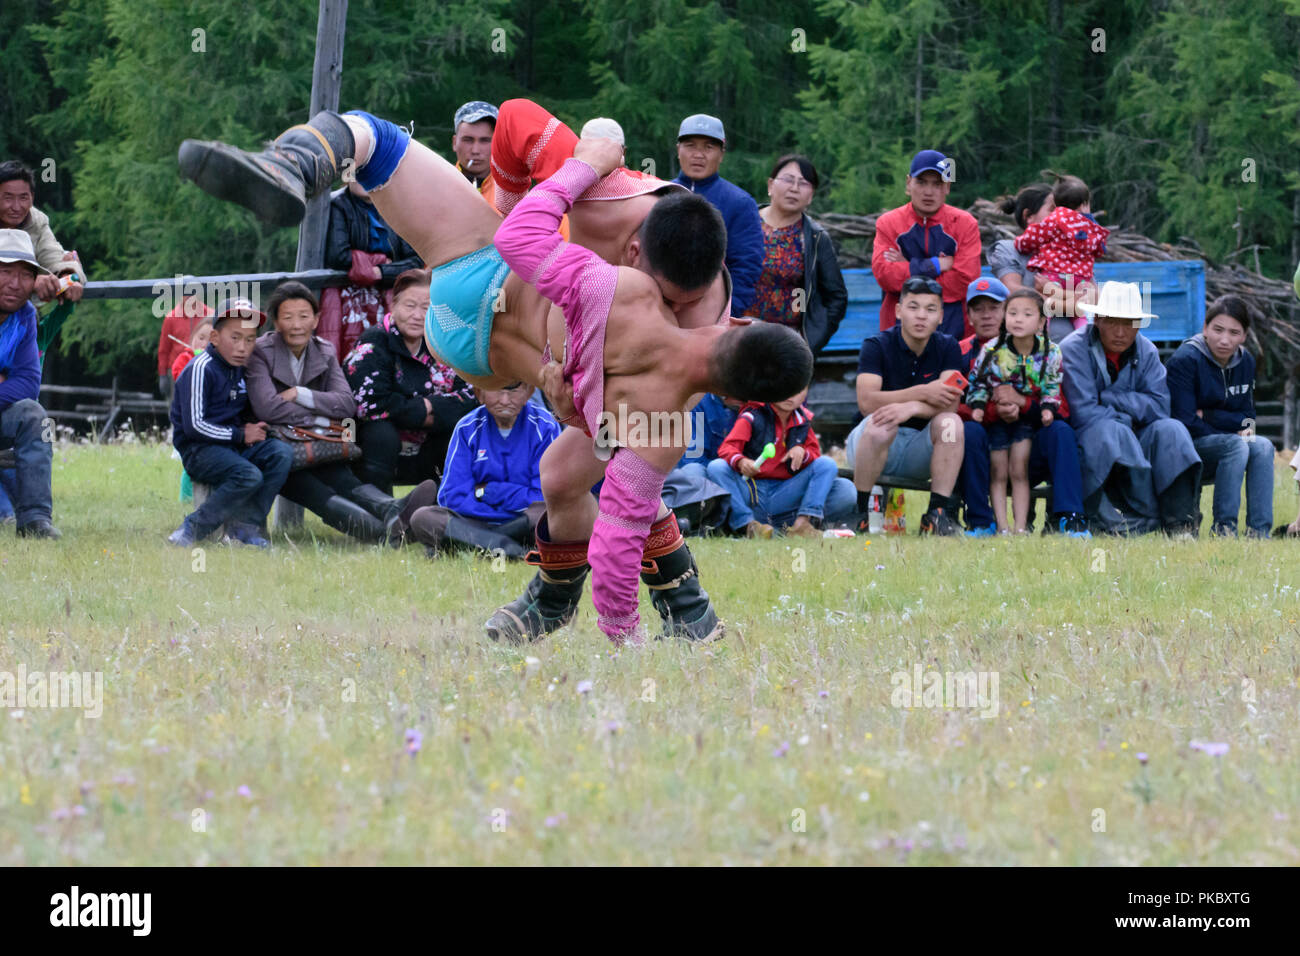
[941,370,969,390]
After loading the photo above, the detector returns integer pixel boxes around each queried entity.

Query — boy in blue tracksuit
[168,298,293,548]
[397,383,560,557]
[1165,296,1272,536]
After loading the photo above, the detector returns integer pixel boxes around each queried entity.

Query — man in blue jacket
[397,382,560,557]
[672,114,764,316]
[1165,296,1272,537]
[169,298,293,548]
[0,229,59,539]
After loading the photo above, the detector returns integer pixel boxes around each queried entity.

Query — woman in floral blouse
[344,269,477,494]
[746,154,847,355]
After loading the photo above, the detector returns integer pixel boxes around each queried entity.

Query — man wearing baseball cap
[671,114,764,316]
[0,229,60,538]
[168,295,293,548]
[452,101,498,208]
[872,149,980,339]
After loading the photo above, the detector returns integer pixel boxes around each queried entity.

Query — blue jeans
[1194,432,1273,534]
[181,439,294,539]
[0,399,54,526]
[707,455,841,530]
[0,467,15,519]
[962,418,1084,528]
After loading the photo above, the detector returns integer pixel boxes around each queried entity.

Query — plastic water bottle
[868,485,884,534]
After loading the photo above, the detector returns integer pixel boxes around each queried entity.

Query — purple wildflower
[576,680,593,695]
[771,741,790,758]
[1189,740,1229,757]
[1136,752,1149,765]
[404,728,423,756]
[545,812,568,828]
[237,785,252,798]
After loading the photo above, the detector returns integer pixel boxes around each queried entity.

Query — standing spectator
[452,101,499,209]
[344,269,476,495]
[1165,295,1272,537]
[0,230,60,538]
[672,114,764,315]
[168,298,294,548]
[1014,175,1109,331]
[0,161,85,304]
[990,184,1078,340]
[156,296,213,401]
[749,154,847,355]
[319,180,425,360]
[246,280,420,543]
[707,387,853,538]
[1060,282,1202,536]
[872,149,980,339]
[395,383,559,557]
[957,278,1089,537]
[845,277,967,535]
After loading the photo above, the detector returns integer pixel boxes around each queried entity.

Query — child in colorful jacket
[966,288,1064,533]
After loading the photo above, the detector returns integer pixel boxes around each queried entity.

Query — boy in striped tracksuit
[167,298,293,548]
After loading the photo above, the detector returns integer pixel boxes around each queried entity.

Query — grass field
[2,440,1299,865]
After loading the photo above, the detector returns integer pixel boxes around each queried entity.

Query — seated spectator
[452,101,499,208]
[171,318,212,504]
[319,179,424,360]
[0,230,60,539]
[157,296,213,401]
[663,392,740,534]
[845,277,966,535]
[872,150,980,339]
[246,281,422,543]
[393,383,559,557]
[0,161,85,304]
[672,114,765,315]
[957,278,1089,537]
[344,269,476,495]
[1014,175,1108,330]
[748,154,847,355]
[966,289,1064,534]
[1165,295,1272,537]
[1061,282,1202,536]
[168,298,294,548]
[707,387,854,538]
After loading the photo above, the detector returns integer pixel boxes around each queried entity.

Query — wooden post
[278,0,348,534]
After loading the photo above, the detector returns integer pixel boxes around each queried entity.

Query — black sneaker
[918,507,961,536]
[16,518,61,540]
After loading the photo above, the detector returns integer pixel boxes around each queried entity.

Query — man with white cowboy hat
[1060,280,1202,535]
[0,228,60,538]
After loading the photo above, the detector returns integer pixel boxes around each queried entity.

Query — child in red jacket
[705,387,850,538]
[1014,175,1109,329]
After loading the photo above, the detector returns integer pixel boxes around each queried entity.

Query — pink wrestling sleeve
[589,447,669,643]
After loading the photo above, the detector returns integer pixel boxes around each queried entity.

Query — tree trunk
[914,32,923,146]
[1048,0,1062,155]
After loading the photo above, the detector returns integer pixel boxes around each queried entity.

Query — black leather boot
[483,515,590,645]
[320,495,387,543]
[178,110,355,227]
[640,513,722,642]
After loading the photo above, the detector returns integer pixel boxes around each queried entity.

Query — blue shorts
[424,244,511,379]
[986,419,1034,451]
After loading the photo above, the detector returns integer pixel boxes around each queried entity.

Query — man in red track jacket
[872,149,980,340]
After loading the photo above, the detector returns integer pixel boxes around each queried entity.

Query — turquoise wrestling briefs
[424,244,511,378]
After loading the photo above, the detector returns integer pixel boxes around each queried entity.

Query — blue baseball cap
[909,149,954,182]
[966,276,1009,303]
[677,114,726,145]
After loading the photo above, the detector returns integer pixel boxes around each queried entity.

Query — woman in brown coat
[246,281,427,542]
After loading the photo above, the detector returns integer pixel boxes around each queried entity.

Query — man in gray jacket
[0,162,85,303]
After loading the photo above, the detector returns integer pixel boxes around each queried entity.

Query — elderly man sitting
[1059,281,1201,536]
[0,230,60,538]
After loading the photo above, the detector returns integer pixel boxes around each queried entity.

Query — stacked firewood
[816,200,1300,356]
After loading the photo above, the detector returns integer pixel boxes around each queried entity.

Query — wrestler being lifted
[177,105,811,645]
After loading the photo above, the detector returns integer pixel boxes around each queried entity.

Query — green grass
[2,441,1299,864]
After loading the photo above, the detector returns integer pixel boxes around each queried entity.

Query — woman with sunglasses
[748,154,847,355]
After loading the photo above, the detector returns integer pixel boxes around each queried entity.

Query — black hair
[1205,294,1251,333]
[641,192,726,292]
[769,153,820,190]
[0,161,35,192]
[974,287,1052,390]
[1052,175,1089,211]
[710,321,812,403]
[899,276,943,303]
[998,183,1053,230]
[266,280,319,322]
[391,267,430,302]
